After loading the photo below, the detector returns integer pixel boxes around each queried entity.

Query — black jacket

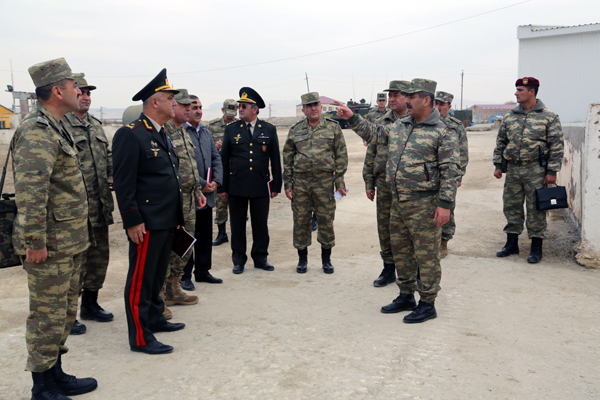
[218,119,282,197]
[112,113,184,230]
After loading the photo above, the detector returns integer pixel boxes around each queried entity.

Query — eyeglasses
[304,103,320,109]
[80,90,92,96]
[239,103,255,110]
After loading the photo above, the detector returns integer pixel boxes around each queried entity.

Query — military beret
[301,92,320,105]
[402,78,437,96]
[435,91,454,104]
[377,93,387,100]
[516,77,540,87]
[223,99,238,116]
[28,57,74,88]
[72,73,96,91]
[238,87,266,109]
[383,80,411,92]
[132,68,179,102]
[174,89,195,105]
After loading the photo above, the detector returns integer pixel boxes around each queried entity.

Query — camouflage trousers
[390,195,442,303]
[167,191,196,279]
[79,225,110,291]
[291,173,336,250]
[441,202,456,241]
[23,252,84,372]
[503,161,547,239]
[214,194,229,226]
[375,175,394,264]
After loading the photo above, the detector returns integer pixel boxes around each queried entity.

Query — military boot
[296,248,308,274]
[31,369,72,400]
[440,239,449,259]
[321,247,334,274]
[380,293,417,314]
[52,354,98,396]
[496,233,519,257]
[159,286,173,320]
[373,263,396,287]
[80,290,114,322]
[69,320,86,335]
[212,223,229,246]
[403,300,437,324]
[165,276,199,306]
[527,237,543,263]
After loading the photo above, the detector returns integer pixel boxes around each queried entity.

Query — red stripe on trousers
[129,231,150,346]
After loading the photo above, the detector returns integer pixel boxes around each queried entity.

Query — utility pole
[100,107,104,121]
[305,73,310,92]
[269,103,271,118]
[460,70,464,110]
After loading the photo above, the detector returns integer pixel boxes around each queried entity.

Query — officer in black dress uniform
[218,87,282,274]
[112,69,206,354]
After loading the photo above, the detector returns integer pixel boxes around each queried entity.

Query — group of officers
[10,56,563,399]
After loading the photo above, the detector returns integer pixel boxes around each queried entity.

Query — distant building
[468,104,515,123]
[0,104,14,129]
[296,96,339,117]
[518,23,600,123]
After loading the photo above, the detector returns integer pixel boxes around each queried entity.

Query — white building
[518,23,600,123]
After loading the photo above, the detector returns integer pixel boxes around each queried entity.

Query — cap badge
[241,92,248,99]
[523,78,528,85]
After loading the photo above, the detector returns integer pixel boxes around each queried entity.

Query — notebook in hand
[172,227,196,258]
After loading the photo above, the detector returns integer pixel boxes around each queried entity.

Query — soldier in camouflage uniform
[283,92,348,274]
[12,58,98,400]
[62,73,115,336]
[493,77,564,263]
[365,92,388,123]
[336,78,460,324]
[208,99,238,246]
[161,89,201,317]
[363,80,410,287]
[434,91,469,258]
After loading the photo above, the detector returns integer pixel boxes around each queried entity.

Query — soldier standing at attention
[493,77,564,263]
[62,73,115,337]
[336,78,460,324]
[208,99,238,246]
[12,58,98,399]
[283,92,348,274]
[434,91,469,258]
[363,80,410,287]
[218,87,282,274]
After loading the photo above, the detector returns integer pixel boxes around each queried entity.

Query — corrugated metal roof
[519,23,600,32]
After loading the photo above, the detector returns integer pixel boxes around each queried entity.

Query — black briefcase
[0,145,21,268]
[536,184,568,211]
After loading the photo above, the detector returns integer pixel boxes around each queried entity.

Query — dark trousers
[124,228,174,347]
[183,207,213,280]
[228,194,270,267]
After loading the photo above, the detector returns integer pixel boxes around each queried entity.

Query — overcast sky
[1,0,598,120]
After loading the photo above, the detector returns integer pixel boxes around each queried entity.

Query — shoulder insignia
[290,119,303,130]
[36,116,49,127]
[260,119,274,127]
[208,118,220,125]
[142,119,153,131]
[325,117,340,125]
[126,119,142,130]
[449,115,461,124]
[89,114,103,124]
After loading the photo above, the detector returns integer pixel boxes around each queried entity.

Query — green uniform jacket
[165,120,202,200]
[348,109,460,209]
[365,108,387,123]
[441,115,469,182]
[11,103,90,256]
[283,116,348,190]
[493,99,564,175]
[362,110,400,190]
[63,112,114,227]
[208,116,238,145]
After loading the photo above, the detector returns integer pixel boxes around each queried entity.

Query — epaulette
[36,116,49,128]
[125,119,143,130]
[448,115,462,125]
[89,114,103,125]
[226,120,236,125]
[290,119,303,130]
[325,117,340,126]
[208,118,220,125]
[258,119,274,127]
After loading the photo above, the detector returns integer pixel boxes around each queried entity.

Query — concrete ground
[0,128,598,400]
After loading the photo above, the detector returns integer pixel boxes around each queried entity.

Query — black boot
[80,290,114,322]
[296,248,308,274]
[527,237,543,263]
[311,213,318,232]
[321,247,334,274]
[496,233,519,257]
[373,263,396,287]
[69,320,86,335]
[52,355,98,396]
[380,293,417,313]
[31,369,72,400]
[212,223,229,246]
[403,300,437,323]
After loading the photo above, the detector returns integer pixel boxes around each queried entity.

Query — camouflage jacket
[62,112,114,227]
[11,103,89,256]
[208,116,238,145]
[165,120,202,199]
[362,110,401,190]
[348,109,460,208]
[441,115,469,182]
[365,108,387,123]
[283,116,348,190]
[493,99,564,174]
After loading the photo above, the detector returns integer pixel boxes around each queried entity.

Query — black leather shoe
[52,354,98,396]
[195,272,223,284]
[380,293,417,314]
[255,262,275,271]
[496,233,519,257]
[70,320,86,335]
[233,265,244,274]
[527,237,543,263]
[180,278,195,291]
[150,322,185,333]
[130,340,174,355]
[403,300,437,323]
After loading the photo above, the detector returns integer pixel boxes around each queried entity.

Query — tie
[246,123,253,141]
[159,127,168,149]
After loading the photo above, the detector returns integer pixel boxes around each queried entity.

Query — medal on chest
[234,134,242,144]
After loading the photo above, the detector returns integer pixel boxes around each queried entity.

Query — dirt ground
[1,129,598,400]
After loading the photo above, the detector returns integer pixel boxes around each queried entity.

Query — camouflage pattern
[28,57,74,88]
[390,195,441,303]
[283,116,348,249]
[383,80,411,93]
[208,115,238,225]
[174,89,195,105]
[79,225,109,290]
[402,78,437,95]
[366,108,387,123]
[301,92,320,105]
[23,252,84,372]
[223,99,238,116]
[72,73,96,91]
[362,110,402,190]
[208,115,239,144]
[435,91,453,103]
[0,199,20,267]
[377,92,386,100]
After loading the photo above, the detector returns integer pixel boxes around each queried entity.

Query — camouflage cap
[377,92,387,100]
[435,91,453,104]
[301,92,320,105]
[28,57,74,88]
[383,80,411,92]
[402,78,437,95]
[72,73,97,91]
[174,89,195,105]
[223,99,238,116]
